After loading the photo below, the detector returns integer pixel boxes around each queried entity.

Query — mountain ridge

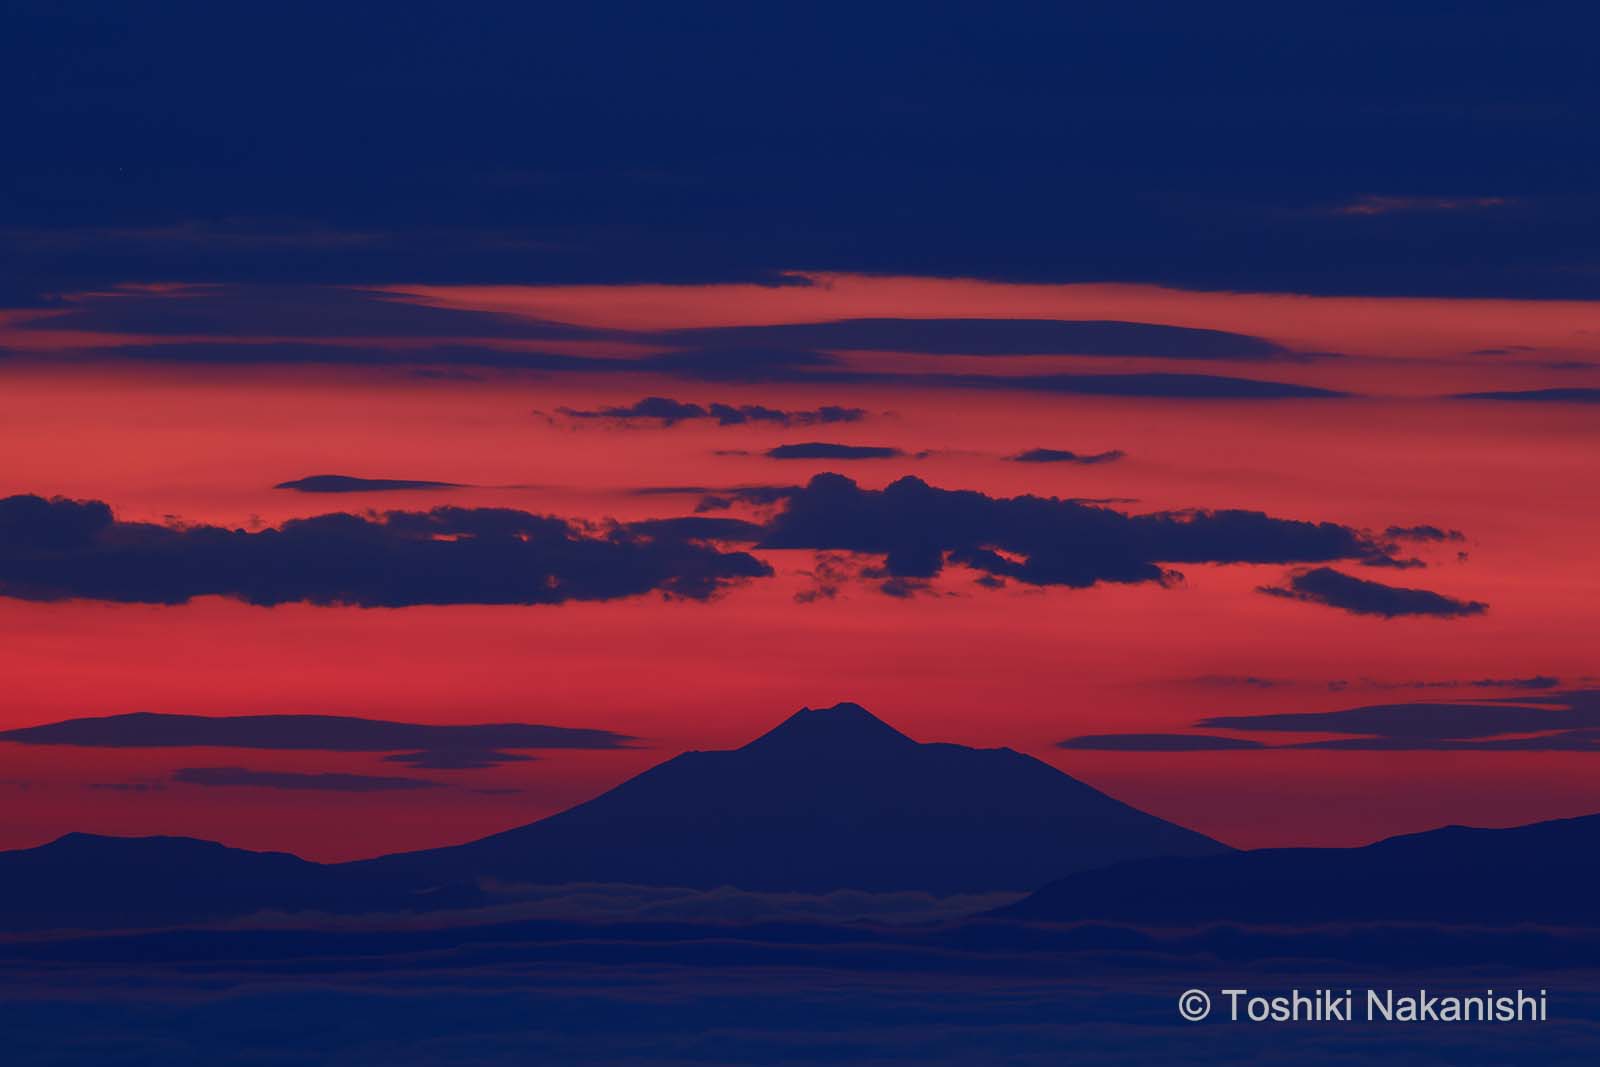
[995,811,1600,925]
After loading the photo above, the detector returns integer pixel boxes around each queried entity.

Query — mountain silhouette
[0,832,484,932]
[351,702,1229,892]
[995,812,1600,925]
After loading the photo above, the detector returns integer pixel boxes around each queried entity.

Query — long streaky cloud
[555,397,868,427]
[0,711,636,771]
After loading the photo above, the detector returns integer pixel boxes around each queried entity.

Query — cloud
[754,473,1408,590]
[0,477,1472,610]
[656,318,1294,359]
[171,767,442,791]
[1187,690,1600,752]
[0,711,633,772]
[0,494,771,606]
[1258,567,1487,618]
[26,284,591,341]
[274,475,467,493]
[1188,674,1291,688]
[765,443,905,460]
[101,343,1344,401]
[1008,448,1125,465]
[1063,690,1600,754]
[1197,701,1590,739]
[1365,675,1562,691]
[1056,733,1265,751]
[941,372,1343,398]
[6,284,1350,402]
[1334,195,1511,217]
[554,397,868,427]
[623,516,769,541]
[66,341,601,371]
[382,750,536,770]
[1454,388,1600,403]
[636,346,840,381]
[1383,524,1465,543]
[1297,732,1600,751]
[13,318,1349,402]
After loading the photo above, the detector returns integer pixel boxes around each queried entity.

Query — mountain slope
[352,702,1229,892]
[995,812,1600,924]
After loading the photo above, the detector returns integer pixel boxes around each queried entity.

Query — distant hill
[995,812,1600,925]
[0,833,480,932]
[351,702,1229,892]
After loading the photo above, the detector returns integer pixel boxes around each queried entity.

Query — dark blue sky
[8,2,1600,301]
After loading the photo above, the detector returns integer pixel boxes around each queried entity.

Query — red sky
[2,276,1598,860]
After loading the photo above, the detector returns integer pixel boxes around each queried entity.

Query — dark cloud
[878,576,937,599]
[0,476,1474,610]
[765,443,905,460]
[637,346,841,381]
[171,767,442,791]
[626,485,722,497]
[1186,689,1600,752]
[1258,567,1487,618]
[1383,524,1466,543]
[1454,388,1600,403]
[2,283,1349,402]
[1198,701,1588,739]
[1063,690,1600,754]
[623,516,768,541]
[411,367,487,381]
[1334,195,1512,217]
[554,396,868,427]
[382,750,536,770]
[1008,448,1125,465]
[658,318,1293,359]
[176,348,1349,399]
[695,485,796,513]
[274,475,467,493]
[0,712,633,772]
[1365,675,1562,691]
[1189,674,1290,688]
[0,494,770,606]
[25,284,589,340]
[64,341,601,371]
[1056,733,1265,751]
[1298,732,1600,751]
[755,474,1405,589]
[941,372,1343,399]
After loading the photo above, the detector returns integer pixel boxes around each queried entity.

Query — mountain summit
[355,702,1228,893]
[739,702,917,755]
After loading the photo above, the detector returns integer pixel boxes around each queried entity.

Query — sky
[5,4,1600,860]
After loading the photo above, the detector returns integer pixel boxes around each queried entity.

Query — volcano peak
[739,701,917,755]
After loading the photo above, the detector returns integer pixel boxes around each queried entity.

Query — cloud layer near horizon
[1060,690,1600,752]
[2,710,629,750]
[170,767,443,791]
